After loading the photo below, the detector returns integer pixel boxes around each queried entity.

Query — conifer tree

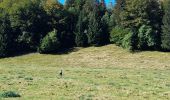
[75,11,88,47]
[87,10,102,46]
[161,0,170,50]
[121,0,162,49]
[113,0,126,25]
[100,12,110,44]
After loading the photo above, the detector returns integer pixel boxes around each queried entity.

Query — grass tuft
[1,91,21,98]
[24,77,33,81]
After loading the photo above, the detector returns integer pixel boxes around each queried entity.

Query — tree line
[0,0,170,58]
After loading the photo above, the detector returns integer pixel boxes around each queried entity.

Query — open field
[0,44,170,100]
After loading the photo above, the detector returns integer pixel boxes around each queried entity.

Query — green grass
[0,44,170,100]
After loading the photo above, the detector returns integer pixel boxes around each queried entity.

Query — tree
[121,0,163,50]
[108,13,116,31]
[44,0,76,49]
[0,10,12,57]
[87,10,102,46]
[38,29,60,54]
[161,0,170,50]
[9,0,49,50]
[65,0,75,9]
[138,25,156,49]
[75,11,88,47]
[83,0,100,14]
[113,0,126,25]
[100,12,110,44]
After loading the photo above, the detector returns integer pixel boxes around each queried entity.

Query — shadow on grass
[0,51,35,59]
[131,49,170,53]
[0,47,82,59]
[50,47,81,55]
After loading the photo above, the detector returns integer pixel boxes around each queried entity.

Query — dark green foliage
[1,91,21,98]
[108,14,116,31]
[110,26,130,46]
[100,12,110,44]
[87,11,102,46]
[137,25,156,50]
[120,0,163,50]
[9,0,49,50]
[44,0,76,49]
[161,0,170,50]
[122,31,137,51]
[113,0,126,25]
[0,10,12,57]
[110,26,138,51]
[84,0,110,46]
[17,31,35,51]
[38,29,60,54]
[75,11,88,47]
[46,5,75,49]
[121,0,162,29]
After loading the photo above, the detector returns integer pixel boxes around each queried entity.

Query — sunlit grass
[0,44,170,99]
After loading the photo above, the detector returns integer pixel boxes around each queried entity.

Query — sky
[58,0,116,6]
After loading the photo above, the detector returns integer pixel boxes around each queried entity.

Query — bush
[110,26,130,46]
[122,31,137,51]
[1,91,21,98]
[122,32,133,50]
[38,29,61,54]
[137,25,156,50]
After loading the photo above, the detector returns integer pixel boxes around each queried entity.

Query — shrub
[1,91,21,98]
[38,29,61,54]
[137,25,156,50]
[122,32,133,50]
[122,31,137,51]
[110,26,130,46]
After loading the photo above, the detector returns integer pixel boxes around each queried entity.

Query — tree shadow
[129,48,170,54]
[50,47,81,55]
[0,51,35,59]
[0,47,83,59]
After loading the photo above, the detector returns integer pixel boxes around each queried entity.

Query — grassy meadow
[0,44,170,100]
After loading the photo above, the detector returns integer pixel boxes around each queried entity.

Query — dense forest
[0,0,169,58]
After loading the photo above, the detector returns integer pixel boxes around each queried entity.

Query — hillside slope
[0,44,170,99]
[1,44,170,69]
